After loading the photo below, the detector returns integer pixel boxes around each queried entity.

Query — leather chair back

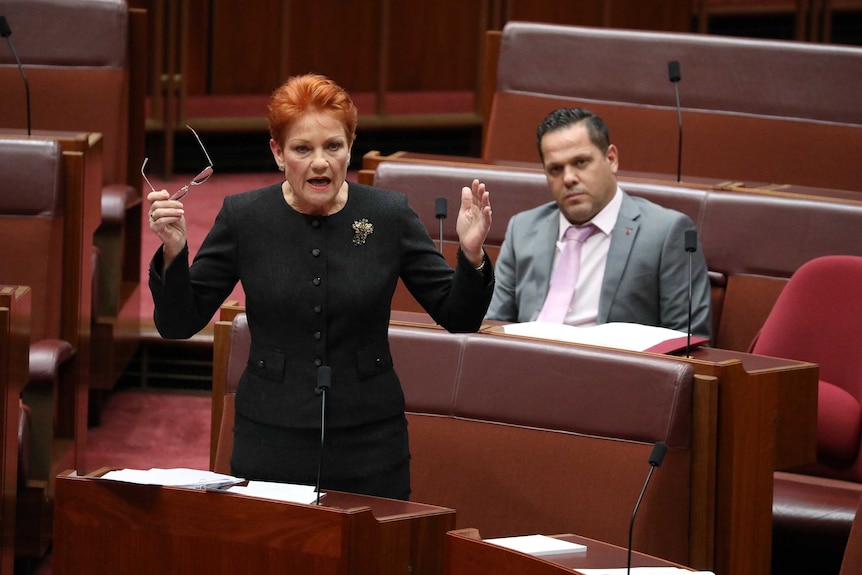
[0,0,133,186]
[751,255,862,482]
[0,138,64,342]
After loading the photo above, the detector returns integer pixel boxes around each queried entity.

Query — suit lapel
[598,192,641,322]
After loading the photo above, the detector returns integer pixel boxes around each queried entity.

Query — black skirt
[230,411,411,500]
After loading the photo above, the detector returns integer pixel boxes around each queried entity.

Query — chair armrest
[28,339,75,384]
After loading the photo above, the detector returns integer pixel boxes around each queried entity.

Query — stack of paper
[501,321,708,354]
[226,481,322,505]
[484,534,587,557]
[99,468,244,490]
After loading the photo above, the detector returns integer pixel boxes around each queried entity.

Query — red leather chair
[0,138,77,560]
[748,255,862,575]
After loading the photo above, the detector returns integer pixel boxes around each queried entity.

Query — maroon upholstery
[372,161,548,246]
[749,256,862,575]
[752,256,862,481]
[0,139,65,343]
[485,22,862,191]
[0,0,130,184]
[391,327,698,565]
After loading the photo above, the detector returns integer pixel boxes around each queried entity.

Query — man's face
[540,123,619,225]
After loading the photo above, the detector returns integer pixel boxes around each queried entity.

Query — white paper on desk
[484,534,586,556]
[501,321,705,353]
[99,467,244,489]
[578,568,715,575]
[227,481,322,505]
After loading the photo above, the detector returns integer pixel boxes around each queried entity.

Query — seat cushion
[819,380,862,464]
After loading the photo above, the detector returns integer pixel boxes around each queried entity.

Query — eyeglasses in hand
[141,125,214,201]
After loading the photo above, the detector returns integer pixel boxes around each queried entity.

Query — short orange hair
[267,74,358,146]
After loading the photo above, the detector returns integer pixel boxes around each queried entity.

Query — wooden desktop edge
[446,528,699,573]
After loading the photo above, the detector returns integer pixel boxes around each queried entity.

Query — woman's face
[270,109,352,215]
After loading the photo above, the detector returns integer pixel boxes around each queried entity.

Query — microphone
[0,16,32,136]
[627,441,668,575]
[434,197,447,254]
[667,60,682,182]
[314,365,331,505]
[684,230,698,357]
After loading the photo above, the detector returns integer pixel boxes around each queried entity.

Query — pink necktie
[536,224,598,323]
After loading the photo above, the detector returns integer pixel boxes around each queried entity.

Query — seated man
[485,107,712,340]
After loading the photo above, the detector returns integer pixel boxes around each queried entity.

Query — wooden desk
[210,305,817,575]
[682,347,817,575]
[445,528,691,575]
[52,470,456,575]
[0,286,31,575]
[481,328,818,575]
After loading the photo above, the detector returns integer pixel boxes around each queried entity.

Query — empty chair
[0,0,147,396]
[0,138,80,560]
[748,255,862,575]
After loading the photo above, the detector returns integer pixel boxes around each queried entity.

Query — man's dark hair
[536,108,611,159]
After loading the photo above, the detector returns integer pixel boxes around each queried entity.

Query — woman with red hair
[146,74,493,499]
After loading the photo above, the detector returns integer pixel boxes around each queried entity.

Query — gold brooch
[352,219,374,246]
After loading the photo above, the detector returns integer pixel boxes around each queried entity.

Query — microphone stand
[673,80,682,183]
[684,230,698,358]
[667,60,682,183]
[314,366,331,506]
[627,442,667,575]
[435,197,447,254]
[0,16,31,136]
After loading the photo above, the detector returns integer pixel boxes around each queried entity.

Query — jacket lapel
[598,192,640,322]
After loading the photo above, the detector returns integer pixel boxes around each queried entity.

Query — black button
[312,248,321,257]
[257,360,265,369]
[313,331,322,340]
[314,358,322,367]
[312,277,321,286]
[313,305,322,314]
[311,220,320,228]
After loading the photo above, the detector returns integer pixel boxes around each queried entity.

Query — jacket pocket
[356,340,393,380]
[247,344,286,382]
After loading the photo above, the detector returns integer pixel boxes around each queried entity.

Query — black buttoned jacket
[150,182,493,478]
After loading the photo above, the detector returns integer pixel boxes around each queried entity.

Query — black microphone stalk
[1,16,32,136]
[627,442,668,575]
[684,230,698,357]
[314,365,332,505]
[434,196,447,254]
[668,60,682,183]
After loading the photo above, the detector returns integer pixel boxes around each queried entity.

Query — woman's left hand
[455,179,492,267]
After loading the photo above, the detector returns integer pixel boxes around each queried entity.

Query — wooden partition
[53,470,455,575]
[210,302,818,575]
[0,286,31,575]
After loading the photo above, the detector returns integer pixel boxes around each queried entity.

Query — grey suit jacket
[485,190,712,340]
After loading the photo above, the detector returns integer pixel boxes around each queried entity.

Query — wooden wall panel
[210,0,282,94]
[387,0,485,91]
[505,0,607,27]
[287,1,381,92]
[207,0,381,95]
[504,0,692,31]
